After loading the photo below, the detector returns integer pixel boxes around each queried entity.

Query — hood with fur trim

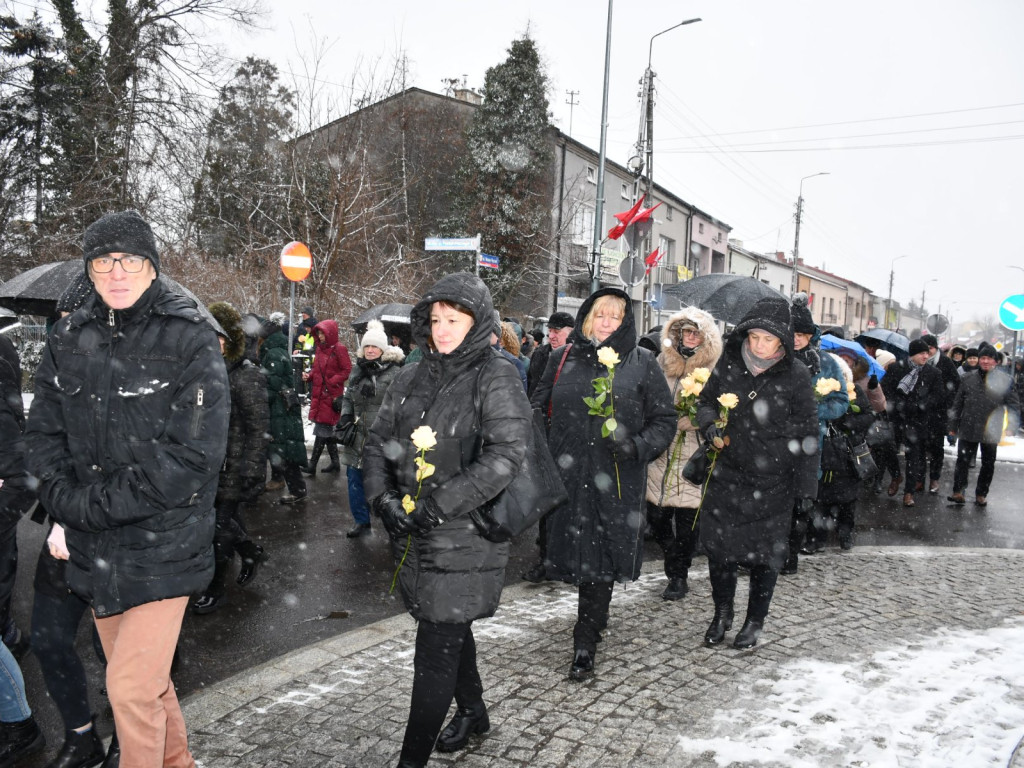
[208,301,246,363]
[658,306,723,380]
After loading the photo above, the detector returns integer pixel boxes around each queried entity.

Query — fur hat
[260,312,285,338]
[56,272,94,314]
[966,347,979,358]
[547,311,575,330]
[977,342,998,359]
[790,293,816,335]
[361,320,389,352]
[908,338,930,356]
[208,302,245,362]
[83,210,159,275]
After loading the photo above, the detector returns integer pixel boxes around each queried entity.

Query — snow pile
[675,620,1024,767]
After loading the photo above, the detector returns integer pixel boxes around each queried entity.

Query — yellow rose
[597,347,620,369]
[401,494,416,514]
[410,425,437,451]
[718,393,739,410]
[692,367,712,384]
[814,377,841,397]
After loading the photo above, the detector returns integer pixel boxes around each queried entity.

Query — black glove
[410,497,445,536]
[372,492,417,538]
[359,379,377,398]
[868,374,879,390]
[704,424,726,450]
[796,497,815,513]
[240,475,265,502]
[612,436,638,461]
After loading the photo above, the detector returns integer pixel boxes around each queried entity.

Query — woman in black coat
[696,296,818,650]
[362,273,532,768]
[530,287,675,681]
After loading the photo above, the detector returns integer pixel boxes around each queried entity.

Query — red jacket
[308,320,351,425]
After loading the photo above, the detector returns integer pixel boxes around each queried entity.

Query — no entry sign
[280,241,312,282]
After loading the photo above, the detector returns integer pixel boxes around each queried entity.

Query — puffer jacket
[307,319,351,426]
[216,355,270,505]
[645,307,723,509]
[24,281,229,617]
[0,336,34,530]
[948,367,1020,444]
[362,273,531,624]
[338,346,405,469]
[259,331,307,466]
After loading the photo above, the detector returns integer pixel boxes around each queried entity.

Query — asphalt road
[9,452,1024,764]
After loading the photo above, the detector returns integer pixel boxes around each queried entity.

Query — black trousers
[308,436,339,469]
[399,620,482,766]
[708,559,778,623]
[208,500,250,597]
[902,423,928,493]
[924,420,947,481]
[808,500,856,546]
[573,581,614,654]
[953,440,998,497]
[646,502,698,579]
[283,461,307,496]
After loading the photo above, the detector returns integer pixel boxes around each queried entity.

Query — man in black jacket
[922,334,961,493]
[25,210,229,767]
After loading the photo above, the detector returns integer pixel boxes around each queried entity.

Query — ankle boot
[47,725,105,768]
[568,648,595,681]
[435,701,489,752]
[99,730,118,768]
[302,439,324,476]
[733,618,764,649]
[236,541,266,587]
[704,604,734,646]
[0,715,45,767]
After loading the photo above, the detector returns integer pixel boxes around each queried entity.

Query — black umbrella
[662,274,786,326]
[351,302,413,335]
[855,327,910,358]
[0,307,16,330]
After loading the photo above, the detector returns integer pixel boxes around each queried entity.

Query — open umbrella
[0,307,16,330]
[821,334,887,379]
[351,303,414,349]
[855,327,910,359]
[662,274,786,326]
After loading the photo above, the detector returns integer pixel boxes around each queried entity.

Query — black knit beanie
[790,294,816,335]
[83,210,159,275]
[908,339,930,356]
[977,342,998,359]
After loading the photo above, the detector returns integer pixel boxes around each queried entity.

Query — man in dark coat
[695,296,818,649]
[947,342,1020,506]
[24,210,229,766]
[882,338,944,507]
[922,334,960,493]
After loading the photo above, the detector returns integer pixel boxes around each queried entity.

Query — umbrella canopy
[0,260,223,335]
[821,334,887,380]
[662,274,786,326]
[855,327,910,359]
[351,302,413,340]
[0,307,16,330]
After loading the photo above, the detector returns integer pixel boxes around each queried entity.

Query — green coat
[259,331,308,466]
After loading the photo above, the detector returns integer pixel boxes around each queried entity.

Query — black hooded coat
[362,273,531,624]
[530,287,675,584]
[695,296,818,569]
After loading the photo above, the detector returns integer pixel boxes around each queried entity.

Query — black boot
[661,576,688,601]
[435,702,489,753]
[100,730,118,768]
[302,438,324,476]
[236,541,265,586]
[568,648,595,681]
[704,604,734,646]
[733,618,764,649]
[321,442,341,473]
[0,715,45,767]
[46,725,105,768]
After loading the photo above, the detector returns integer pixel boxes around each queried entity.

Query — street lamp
[790,172,830,297]
[920,278,937,331]
[885,254,909,330]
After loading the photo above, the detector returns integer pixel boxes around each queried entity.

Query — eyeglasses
[681,329,702,337]
[89,255,148,273]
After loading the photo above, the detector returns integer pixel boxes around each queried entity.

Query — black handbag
[820,423,853,473]
[333,419,358,447]
[865,414,894,448]
[846,437,878,479]
[681,442,712,485]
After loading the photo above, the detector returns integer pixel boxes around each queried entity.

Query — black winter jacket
[363,273,531,624]
[0,336,34,530]
[216,357,270,505]
[531,288,676,584]
[24,281,229,617]
[948,367,1020,444]
[882,358,943,433]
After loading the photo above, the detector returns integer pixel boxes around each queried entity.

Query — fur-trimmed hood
[657,307,723,380]
[356,344,405,364]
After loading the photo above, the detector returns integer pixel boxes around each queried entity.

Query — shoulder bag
[865,413,894,449]
[846,435,878,480]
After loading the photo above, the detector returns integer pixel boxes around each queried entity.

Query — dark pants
[903,423,928,493]
[871,440,901,484]
[708,560,778,623]
[925,420,947,482]
[208,500,250,598]
[308,436,338,470]
[0,523,16,638]
[787,499,807,560]
[399,621,482,766]
[646,502,698,579]
[808,500,856,547]
[953,440,998,497]
[573,581,614,654]
[283,462,306,496]
[30,583,95,730]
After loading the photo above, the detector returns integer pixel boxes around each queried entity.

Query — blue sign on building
[999,294,1024,331]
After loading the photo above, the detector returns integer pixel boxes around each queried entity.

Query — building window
[620,183,630,199]
[666,205,673,221]
[572,204,595,246]
[698,222,704,234]
[587,166,596,184]
[658,236,675,265]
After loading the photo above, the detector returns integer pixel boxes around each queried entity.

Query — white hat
[361,320,389,353]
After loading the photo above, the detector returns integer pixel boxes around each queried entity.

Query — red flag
[624,201,663,251]
[643,248,662,274]
[606,195,646,240]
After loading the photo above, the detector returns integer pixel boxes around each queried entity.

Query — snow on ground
[674,619,1024,767]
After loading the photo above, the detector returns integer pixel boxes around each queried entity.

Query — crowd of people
[0,209,1021,768]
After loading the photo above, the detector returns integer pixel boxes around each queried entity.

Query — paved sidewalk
[182,548,1024,767]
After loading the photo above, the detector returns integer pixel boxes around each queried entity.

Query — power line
[666,134,1024,153]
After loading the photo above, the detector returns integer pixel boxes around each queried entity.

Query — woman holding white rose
[362,273,532,768]
[695,296,818,649]
[645,307,723,601]
[530,288,675,681]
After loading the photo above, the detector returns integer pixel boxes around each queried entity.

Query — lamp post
[636,17,701,329]
[588,0,615,294]
[885,254,909,330]
[920,278,937,332]
[789,172,829,297]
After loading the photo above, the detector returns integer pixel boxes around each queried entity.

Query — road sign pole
[289,282,295,351]
[475,233,481,277]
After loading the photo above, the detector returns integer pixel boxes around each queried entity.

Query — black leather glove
[410,497,445,536]
[704,424,726,450]
[359,379,377,397]
[372,492,417,538]
[868,374,879,390]
[612,436,638,461]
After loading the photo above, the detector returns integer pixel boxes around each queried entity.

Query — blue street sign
[479,252,499,270]
[999,294,1024,331]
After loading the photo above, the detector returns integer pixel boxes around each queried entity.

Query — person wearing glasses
[26,210,229,767]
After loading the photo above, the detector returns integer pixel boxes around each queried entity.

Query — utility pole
[565,90,579,138]
[790,172,829,297]
[589,0,614,295]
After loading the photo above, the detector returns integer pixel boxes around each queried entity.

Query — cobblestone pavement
[182,547,1024,768]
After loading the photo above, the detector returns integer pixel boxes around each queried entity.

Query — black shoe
[2,626,30,661]
[704,604,734,646]
[236,543,265,586]
[346,523,371,538]
[839,535,854,551]
[661,576,688,601]
[780,555,798,576]
[191,593,224,615]
[733,618,764,649]
[300,466,317,477]
[799,542,821,555]
[522,563,546,583]
[435,703,489,753]
[100,731,119,768]
[47,726,105,768]
[279,492,307,505]
[568,648,595,681]
[321,463,341,474]
[0,716,44,767]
